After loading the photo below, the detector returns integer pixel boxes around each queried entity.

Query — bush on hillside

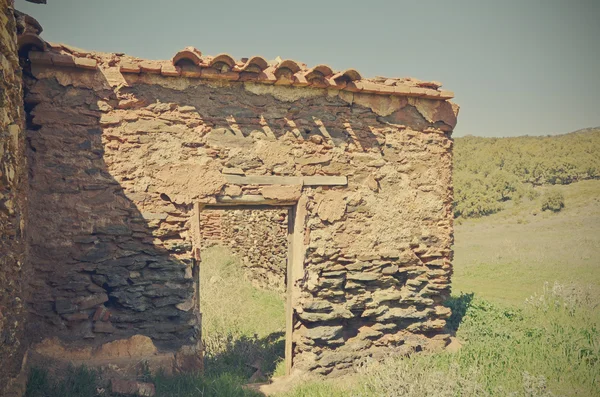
[453,129,599,218]
[541,189,565,212]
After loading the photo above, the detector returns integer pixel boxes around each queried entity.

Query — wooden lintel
[215,194,296,206]
[303,176,347,186]
[223,175,347,186]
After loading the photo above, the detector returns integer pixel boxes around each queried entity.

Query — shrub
[541,189,565,212]
[452,129,600,218]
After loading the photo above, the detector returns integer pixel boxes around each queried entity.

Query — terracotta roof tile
[439,90,454,99]
[172,47,202,66]
[51,53,76,67]
[25,44,453,100]
[57,43,90,57]
[178,63,202,78]
[238,72,258,82]
[201,68,239,81]
[120,62,141,74]
[161,63,181,77]
[28,50,52,65]
[15,11,43,34]
[258,69,277,84]
[352,81,379,93]
[344,81,362,93]
[393,84,411,95]
[17,33,46,53]
[139,61,162,74]
[326,77,345,89]
[301,65,334,87]
[408,86,428,97]
[332,69,362,84]
[291,72,308,87]
[276,60,302,74]
[239,56,269,73]
[73,57,97,70]
[210,53,236,71]
[309,64,333,77]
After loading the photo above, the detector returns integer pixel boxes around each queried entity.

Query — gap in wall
[199,207,291,381]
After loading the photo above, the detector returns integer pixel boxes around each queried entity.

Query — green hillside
[453,128,600,218]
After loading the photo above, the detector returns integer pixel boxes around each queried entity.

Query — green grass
[200,246,286,340]
[200,245,286,380]
[153,372,262,397]
[453,180,600,305]
[25,366,263,397]
[26,366,100,397]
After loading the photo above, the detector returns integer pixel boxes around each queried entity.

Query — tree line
[453,128,600,218]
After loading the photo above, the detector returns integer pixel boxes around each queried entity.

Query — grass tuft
[25,366,100,397]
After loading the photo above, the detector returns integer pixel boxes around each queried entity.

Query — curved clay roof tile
[276,60,301,74]
[310,64,333,77]
[15,11,43,34]
[210,53,236,68]
[172,47,202,66]
[340,69,362,81]
[17,33,46,53]
[242,56,269,72]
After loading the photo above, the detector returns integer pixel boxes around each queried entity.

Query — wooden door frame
[193,198,306,376]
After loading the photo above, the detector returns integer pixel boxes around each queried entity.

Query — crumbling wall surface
[200,209,288,292]
[25,46,458,375]
[0,1,29,394]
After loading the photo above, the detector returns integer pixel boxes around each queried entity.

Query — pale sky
[15,0,600,137]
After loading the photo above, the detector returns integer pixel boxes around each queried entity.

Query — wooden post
[285,205,295,376]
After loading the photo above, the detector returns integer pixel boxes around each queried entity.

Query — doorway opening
[196,204,296,381]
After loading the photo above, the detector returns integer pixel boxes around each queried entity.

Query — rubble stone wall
[0,1,29,393]
[199,209,289,292]
[24,50,457,374]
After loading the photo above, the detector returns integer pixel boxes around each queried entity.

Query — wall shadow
[121,79,383,151]
[22,67,200,355]
[444,292,474,333]
[203,331,285,381]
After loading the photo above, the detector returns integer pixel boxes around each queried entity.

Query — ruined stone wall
[199,209,288,292]
[23,45,457,375]
[24,76,198,353]
[0,1,29,394]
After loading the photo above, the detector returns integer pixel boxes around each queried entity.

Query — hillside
[453,128,600,218]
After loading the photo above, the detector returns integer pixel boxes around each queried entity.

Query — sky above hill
[15,0,600,137]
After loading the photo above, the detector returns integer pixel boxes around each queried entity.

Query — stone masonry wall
[199,209,288,293]
[24,75,198,351]
[23,44,457,375]
[0,1,29,394]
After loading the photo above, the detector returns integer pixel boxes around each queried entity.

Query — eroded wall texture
[0,1,28,393]
[20,42,458,375]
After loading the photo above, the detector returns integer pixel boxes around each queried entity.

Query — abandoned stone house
[0,1,458,394]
